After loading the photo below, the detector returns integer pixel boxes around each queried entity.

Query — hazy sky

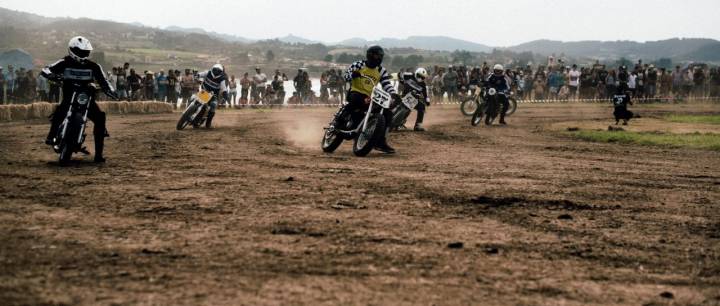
[1,0,718,46]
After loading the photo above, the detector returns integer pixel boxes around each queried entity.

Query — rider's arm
[344,61,364,82]
[91,62,116,95]
[378,67,396,95]
[41,58,67,80]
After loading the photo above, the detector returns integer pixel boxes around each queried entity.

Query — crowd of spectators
[2,59,720,105]
[425,60,720,102]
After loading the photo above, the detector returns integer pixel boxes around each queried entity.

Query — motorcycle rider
[397,67,430,131]
[484,64,512,125]
[195,64,229,128]
[42,36,118,163]
[341,46,401,154]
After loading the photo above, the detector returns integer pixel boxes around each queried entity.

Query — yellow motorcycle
[176,89,214,130]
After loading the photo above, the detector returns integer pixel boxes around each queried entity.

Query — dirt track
[1,103,719,305]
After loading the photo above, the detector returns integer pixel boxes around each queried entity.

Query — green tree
[451,50,473,65]
[324,54,333,62]
[616,57,632,68]
[404,55,424,68]
[265,50,275,62]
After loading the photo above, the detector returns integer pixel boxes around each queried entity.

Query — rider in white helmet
[195,63,228,128]
[41,36,118,162]
[484,64,512,125]
[397,67,431,131]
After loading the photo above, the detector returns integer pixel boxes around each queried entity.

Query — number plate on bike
[371,88,391,109]
[197,91,212,104]
[401,94,419,109]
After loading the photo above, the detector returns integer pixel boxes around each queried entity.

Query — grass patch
[566,130,720,151]
[666,114,720,125]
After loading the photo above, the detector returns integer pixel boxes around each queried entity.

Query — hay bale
[29,103,55,119]
[9,105,29,121]
[103,102,118,114]
[118,101,130,114]
[0,106,11,121]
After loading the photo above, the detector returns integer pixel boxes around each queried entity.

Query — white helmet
[68,36,93,62]
[211,64,224,78]
[493,64,504,71]
[414,67,428,81]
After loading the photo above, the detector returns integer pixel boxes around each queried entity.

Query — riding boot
[375,127,396,154]
[499,112,507,125]
[94,133,106,163]
[206,112,215,128]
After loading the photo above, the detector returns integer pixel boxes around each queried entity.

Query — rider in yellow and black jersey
[341,46,400,153]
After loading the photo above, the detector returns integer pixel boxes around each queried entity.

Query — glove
[391,93,401,108]
[351,71,361,79]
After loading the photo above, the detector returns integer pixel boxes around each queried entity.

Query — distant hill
[337,36,493,53]
[277,34,320,45]
[0,7,60,28]
[508,38,720,61]
[165,26,255,43]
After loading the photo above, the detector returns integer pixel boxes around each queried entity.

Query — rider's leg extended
[45,101,70,145]
[88,102,108,162]
[206,99,218,128]
[414,102,426,131]
[499,95,509,125]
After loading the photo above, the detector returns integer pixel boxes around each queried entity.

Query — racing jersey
[344,60,396,96]
[197,70,228,95]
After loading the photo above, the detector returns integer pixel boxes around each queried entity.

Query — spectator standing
[167,70,178,104]
[568,65,581,99]
[443,66,459,102]
[156,70,168,102]
[431,69,443,100]
[6,65,16,103]
[646,65,658,99]
[671,66,683,96]
[635,66,646,99]
[240,72,250,104]
[547,68,561,99]
[127,69,142,101]
[253,67,267,103]
[144,71,155,101]
[659,68,672,98]
[180,69,195,105]
[0,67,5,104]
[319,72,329,102]
[228,75,238,106]
[37,70,48,102]
[709,68,720,98]
[628,71,637,97]
[16,69,29,103]
[605,70,617,99]
[693,67,706,97]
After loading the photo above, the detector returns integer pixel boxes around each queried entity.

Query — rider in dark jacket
[485,64,512,125]
[196,64,229,128]
[398,68,430,131]
[42,36,118,162]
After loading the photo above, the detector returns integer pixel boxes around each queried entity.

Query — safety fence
[217,96,720,109]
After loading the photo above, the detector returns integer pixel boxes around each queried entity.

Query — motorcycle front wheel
[460,98,479,116]
[353,114,385,157]
[176,103,198,130]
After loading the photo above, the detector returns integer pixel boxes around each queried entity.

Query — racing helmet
[493,64,504,75]
[211,64,224,78]
[366,45,385,68]
[68,36,93,62]
[415,67,428,81]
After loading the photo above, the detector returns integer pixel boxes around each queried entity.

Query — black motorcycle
[321,82,392,157]
[52,82,99,164]
[471,88,511,126]
[462,86,517,118]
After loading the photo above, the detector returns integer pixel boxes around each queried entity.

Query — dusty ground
[0,103,719,306]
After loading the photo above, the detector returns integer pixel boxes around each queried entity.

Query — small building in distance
[0,49,34,70]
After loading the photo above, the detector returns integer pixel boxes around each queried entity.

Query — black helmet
[366,45,385,68]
